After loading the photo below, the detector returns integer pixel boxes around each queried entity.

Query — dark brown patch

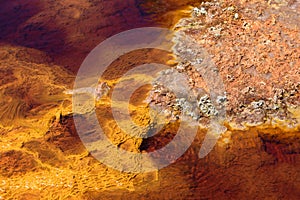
[0,150,39,177]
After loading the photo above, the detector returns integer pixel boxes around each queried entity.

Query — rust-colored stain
[0,0,299,199]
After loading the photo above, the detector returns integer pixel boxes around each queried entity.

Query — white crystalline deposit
[64,82,110,100]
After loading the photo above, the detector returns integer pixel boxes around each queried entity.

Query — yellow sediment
[1,1,300,199]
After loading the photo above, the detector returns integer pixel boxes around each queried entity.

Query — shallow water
[0,0,299,199]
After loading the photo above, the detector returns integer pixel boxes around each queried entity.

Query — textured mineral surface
[172,0,300,130]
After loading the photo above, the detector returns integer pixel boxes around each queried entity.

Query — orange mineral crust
[174,0,300,129]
